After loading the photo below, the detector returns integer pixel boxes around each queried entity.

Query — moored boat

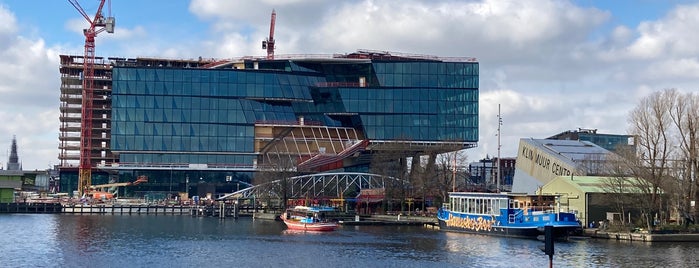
[437,192,581,240]
[281,206,338,232]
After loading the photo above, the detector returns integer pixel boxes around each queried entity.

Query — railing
[314,82,362,87]
[255,120,324,126]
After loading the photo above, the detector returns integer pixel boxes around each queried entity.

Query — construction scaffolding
[58,55,115,168]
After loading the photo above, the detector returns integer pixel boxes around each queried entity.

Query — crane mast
[68,0,114,196]
[262,9,276,60]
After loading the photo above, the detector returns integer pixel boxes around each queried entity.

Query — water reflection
[2,214,699,267]
[0,214,61,266]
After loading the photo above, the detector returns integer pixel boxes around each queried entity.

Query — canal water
[1,214,698,267]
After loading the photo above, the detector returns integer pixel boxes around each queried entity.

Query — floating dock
[61,204,191,215]
[339,214,437,226]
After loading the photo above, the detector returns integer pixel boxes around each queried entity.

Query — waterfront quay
[2,201,438,225]
[62,204,191,215]
[0,202,62,213]
[583,228,699,242]
[1,201,248,217]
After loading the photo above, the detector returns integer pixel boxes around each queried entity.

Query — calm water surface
[1,214,698,267]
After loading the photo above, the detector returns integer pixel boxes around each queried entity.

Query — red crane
[262,9,276,60]
[68,0,115,196]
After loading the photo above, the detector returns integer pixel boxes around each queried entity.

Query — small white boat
[281,206,338,232]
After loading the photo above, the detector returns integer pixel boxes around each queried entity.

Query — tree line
[604,89,699,230]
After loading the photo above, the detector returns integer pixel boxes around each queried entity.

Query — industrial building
[547,128,635,153]
[511,138,610,194]
[58,50,480,198]
[511,135,648,227]
[539,176,649,229]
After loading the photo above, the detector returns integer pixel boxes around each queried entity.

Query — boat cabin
[446,192,561,217]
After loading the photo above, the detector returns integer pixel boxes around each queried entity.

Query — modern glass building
[547,128,635,153]
[63,50,479,198]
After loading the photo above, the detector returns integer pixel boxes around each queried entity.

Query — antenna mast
[496,104,502,192]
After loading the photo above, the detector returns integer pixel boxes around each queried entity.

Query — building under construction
[58,50,480,198]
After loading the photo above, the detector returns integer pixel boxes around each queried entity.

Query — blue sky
[1,0,699,170]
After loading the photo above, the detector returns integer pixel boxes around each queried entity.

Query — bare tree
[627,89,676,229]
[432,147,469,207]
[369,141,412,212]
[601,148,644,225]
[668,90,699,223]
[368,140,468,212]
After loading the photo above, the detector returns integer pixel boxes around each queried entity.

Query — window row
[376,74,478,88]
[341,99,478,114]
[114,68,323,86]
[373,62,479,76]
[360,115,478,128]
[112,107,295,125]
[113,81,311,100]
[113,96,296,112]
[364,126,478,141]
[119,153,256,166]
[111,122,254,137]
[337,88,478,102]
[450,197,508,215]
[112,135,254,152]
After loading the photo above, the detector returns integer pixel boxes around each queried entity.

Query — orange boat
[280,206,338,232]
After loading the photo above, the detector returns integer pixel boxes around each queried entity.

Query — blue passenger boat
[437,192,581,239]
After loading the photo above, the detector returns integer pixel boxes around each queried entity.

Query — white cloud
[627,4,699,59]
[0,5,60,170]
[0,4,17,36]
[5,0,699,169]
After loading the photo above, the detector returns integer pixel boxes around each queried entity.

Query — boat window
[485,199,492,215]
[455,198,459,213]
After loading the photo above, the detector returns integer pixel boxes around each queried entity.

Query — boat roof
[548,175,652,194]
[290,206,337,212]
[448,191,560,198]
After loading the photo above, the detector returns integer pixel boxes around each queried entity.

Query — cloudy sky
[1,0,698,170]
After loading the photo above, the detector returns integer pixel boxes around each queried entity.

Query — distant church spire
[7,135,21,171]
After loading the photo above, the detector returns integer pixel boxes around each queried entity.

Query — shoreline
[583,228,699,242]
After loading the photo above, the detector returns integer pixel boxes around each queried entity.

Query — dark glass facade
[295,61,479,141]
[547,129,634,153]
[109,55,479,197]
